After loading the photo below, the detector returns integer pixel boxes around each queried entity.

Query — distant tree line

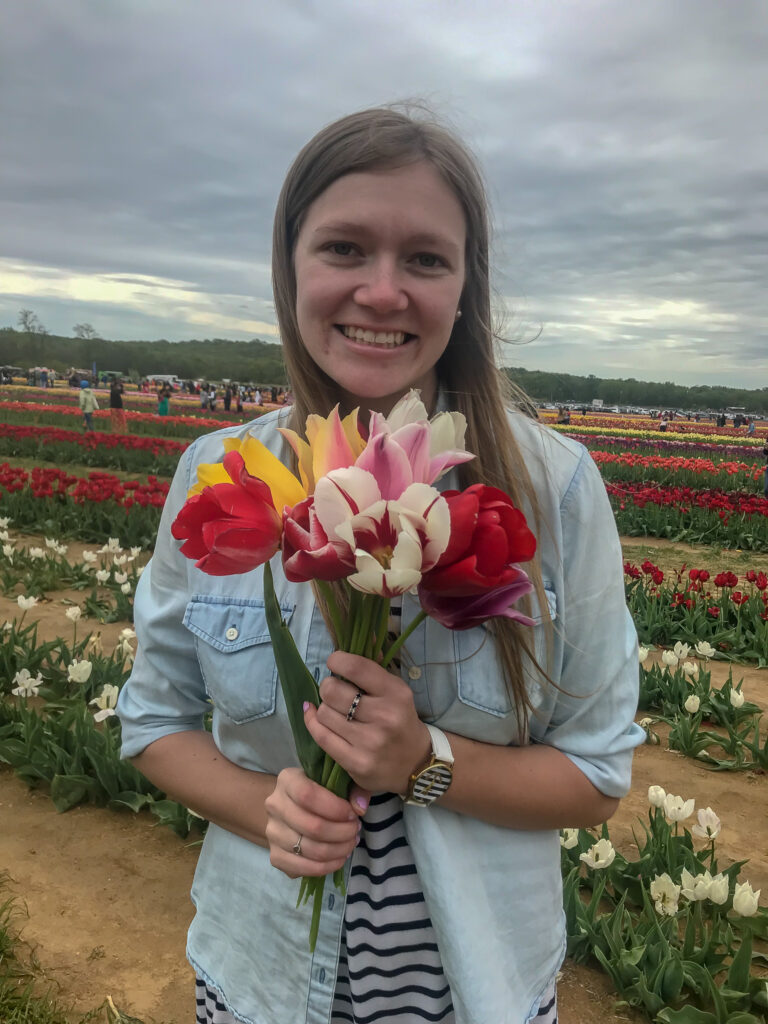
[505,367,768,415]
[1,319,765,412]
[0,325,286,385]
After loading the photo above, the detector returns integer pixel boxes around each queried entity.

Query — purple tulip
[418,572,535,630]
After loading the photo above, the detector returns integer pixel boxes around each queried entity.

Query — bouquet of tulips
[171,390,536,948]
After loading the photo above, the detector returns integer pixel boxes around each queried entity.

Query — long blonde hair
[272,106,552,737]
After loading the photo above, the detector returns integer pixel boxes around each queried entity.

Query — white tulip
[29,547,45,559]
[663,793,695,823]
[661,650,679,668]
[684,694,700,714]
[67,659,93,684]
[95,569,110,584]
[2,621,12,634]
[708,873,729,906]
[695,640,716,659]
[673,641,690,660]
[118,627,137,642]
[82,550,98,563]
[647,785,667,808]
[732,881,760,917]
[17,595,39,611]
[579,838,616,869]
[638,645,650,664]
[130,546,143,558]
[11,668,43,697]
[639,717,654,730]
[112,555,128,567]
[54,543,68,556]
[44,537,58,548]
[691,807,721,841]
[682,661,699,679]
[65,607,82,623]
[680,867,709,901]
[100,538,123,553]
[113,571,128,584]
[120,582,132,594]
[136,565,145,576]
[559,828,579,849]
[729,689,745,709]
[84,632,103,656]
[0,529,9,541]
[0,516,10,527]
[650,873,681,916]
[89,683,119,722]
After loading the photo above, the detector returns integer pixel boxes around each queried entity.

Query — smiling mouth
[337,325,414,348]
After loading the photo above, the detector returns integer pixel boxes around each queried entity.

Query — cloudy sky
[2,0,766,388]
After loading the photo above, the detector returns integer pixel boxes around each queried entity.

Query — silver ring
[346,691,362,722]
[292,834,303,856]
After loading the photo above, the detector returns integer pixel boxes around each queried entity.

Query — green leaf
[50,772,97,812]
[108,791,152,813]
[263,561,325,784]
[727,931,752,996]
[656,1009,717,1024]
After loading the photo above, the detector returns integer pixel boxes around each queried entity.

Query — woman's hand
[303,651,432,794]
[264,766,366,879]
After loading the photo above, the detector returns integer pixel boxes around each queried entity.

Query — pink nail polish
[354,796,369,812]
[302,701,310,712]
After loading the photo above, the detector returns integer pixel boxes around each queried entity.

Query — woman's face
[293,161,466,414]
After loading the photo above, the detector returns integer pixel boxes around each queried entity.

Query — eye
[326,242,355,256]
[414,253,445,269]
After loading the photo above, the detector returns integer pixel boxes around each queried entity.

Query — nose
[353,257,408,313]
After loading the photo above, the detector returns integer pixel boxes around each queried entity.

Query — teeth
[341,326,407,347]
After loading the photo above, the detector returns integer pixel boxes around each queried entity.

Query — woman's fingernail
[354,796,369,812]
[302,701,310,712]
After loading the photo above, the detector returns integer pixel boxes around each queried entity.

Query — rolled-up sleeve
[543,448,645,798]
[117,446,210,758]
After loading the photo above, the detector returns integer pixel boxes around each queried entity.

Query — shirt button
[225,626,239,641]
[408,666,422,680]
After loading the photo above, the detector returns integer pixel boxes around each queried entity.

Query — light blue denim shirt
[117,405,644,1024]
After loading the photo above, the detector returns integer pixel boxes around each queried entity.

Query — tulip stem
[380,610,428,669]
[315,580,345,648]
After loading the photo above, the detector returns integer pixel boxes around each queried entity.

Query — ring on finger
[346,690,363,722]
[292,833,303,856]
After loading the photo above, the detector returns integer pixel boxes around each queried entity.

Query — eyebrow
[312,221,462,256]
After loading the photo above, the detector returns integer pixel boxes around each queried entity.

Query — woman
[109,378,127,433]
[117,107,643,1024]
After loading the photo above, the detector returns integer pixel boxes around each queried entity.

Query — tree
[73,323,98,340]
[18,308,48,364]
[18,308,44,334]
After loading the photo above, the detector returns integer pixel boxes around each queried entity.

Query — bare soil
[1,537,766,1023]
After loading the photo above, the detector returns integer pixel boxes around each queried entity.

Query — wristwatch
[402,725,454,806]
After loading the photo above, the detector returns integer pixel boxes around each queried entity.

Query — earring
[454,310,462,321]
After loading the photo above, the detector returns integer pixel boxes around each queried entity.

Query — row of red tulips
[624,559,768,661]
[592,451,765,492]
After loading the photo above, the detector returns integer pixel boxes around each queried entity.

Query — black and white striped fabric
[330,791,455,1022]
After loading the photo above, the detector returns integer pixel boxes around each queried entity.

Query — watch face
[411,763,453,804]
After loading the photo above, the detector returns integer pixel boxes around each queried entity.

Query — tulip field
[0,387,767,1023]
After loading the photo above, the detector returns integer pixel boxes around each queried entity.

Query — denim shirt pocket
[183,594,295,724]
[414,584,558,740]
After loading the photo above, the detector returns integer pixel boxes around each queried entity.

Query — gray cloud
[1,0,766,387]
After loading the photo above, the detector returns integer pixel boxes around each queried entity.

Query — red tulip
[171,452,282,575]
[419,573,534,630]
[282,496,354,582]
[419,484,536,597]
